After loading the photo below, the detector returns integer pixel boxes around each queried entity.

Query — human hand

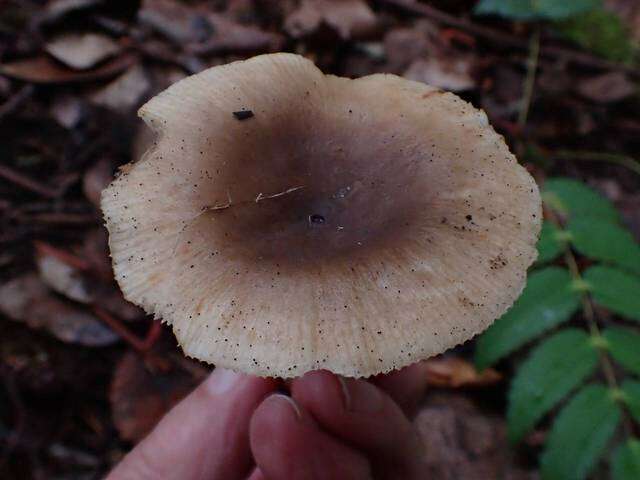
[107,363,430,479]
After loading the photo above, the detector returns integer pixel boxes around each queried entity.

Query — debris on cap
[101,53,541,378]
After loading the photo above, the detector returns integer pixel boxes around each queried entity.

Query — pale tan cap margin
[101,53,541,378]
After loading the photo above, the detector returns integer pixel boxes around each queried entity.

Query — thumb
[107,368,277,480]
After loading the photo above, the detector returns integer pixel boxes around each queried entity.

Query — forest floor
[0,1,639,478]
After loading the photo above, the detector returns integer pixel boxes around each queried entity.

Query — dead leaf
[404,56,475,92]
[0,274,118,347]
[605,0,640,42]
[577,72,636,103]
[424,356,502,388]
[139,0,282,54]
[48,444,100,468]
[414,394,536,479]
[618,192,640,241]
[90,65,150,112]
[0,53,137,84]
[79,228,146,321]
[83,157,114,208]
[110,351,206,441]
[138,0,211,44]
[37,251,93,303]
[131,121,157,163]
[94,286,145,322]
[0,76,11,100]
[51,95,86,129]
[39,0,103,25]
[383,22,439,72]
[148,65,187,91]
[45,33,121,70]
[537,63,573,96]
[285,0,377,40]
[187,13,284,55]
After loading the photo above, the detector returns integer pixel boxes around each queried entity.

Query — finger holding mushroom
[102,53,541,378]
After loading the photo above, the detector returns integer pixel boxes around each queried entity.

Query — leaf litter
[0,0,638,477]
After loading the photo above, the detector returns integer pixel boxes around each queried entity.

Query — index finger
[369,361,430,417]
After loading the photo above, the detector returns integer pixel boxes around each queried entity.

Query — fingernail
[342,378,384,413]
[270,393,302,420]
[206,368,243,395]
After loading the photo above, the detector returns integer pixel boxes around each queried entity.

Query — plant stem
[547,209,633,436]
[518,26,541,128]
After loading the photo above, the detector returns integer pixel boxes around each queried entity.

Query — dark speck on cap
[233,110,254,121]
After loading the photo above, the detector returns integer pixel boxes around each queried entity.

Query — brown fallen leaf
[618,192,640,241]
[36,249,93,303]
[110,351,207,441]
[187,13,284,55]
[48,443,100,469]
[89,65,150,112]
[0,75,11,99]
[131,120,158,163]
[605,0,640,42]
[577,72,636,103]
[83,157,114,208]
[82,228,146,321]
[0,52,137,84]
[93,286,145,322]
[139,0,282,54]
[82,228,115,282]
[404,56,475,92]
[38,0,103,25]
[45,33,121,70]
[414,394,536,479]
[50,94,86,129]
[0,274,119,347]
[285,0,377,40]
[424,356,502,388]
[138,0,207,44]
[384,33,426,73]
[383,21,443,73]
[66,228,146,321]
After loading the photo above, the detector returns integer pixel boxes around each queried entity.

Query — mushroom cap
[102,53,541,378]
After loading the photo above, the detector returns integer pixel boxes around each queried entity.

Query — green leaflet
[536,221,565,264]
[584,266,640,323]
[557,10,635,63]
[474,0,600,21]
[622,380,640,424]
[540,384,621,480]
[612,439,640,480]
[602,327,640,377]
[475,267,582,369]
[542,177,620,223]
[507,329,598,443]
[569,218,640,276]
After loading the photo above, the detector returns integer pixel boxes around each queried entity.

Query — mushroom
[102,53,541,378]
